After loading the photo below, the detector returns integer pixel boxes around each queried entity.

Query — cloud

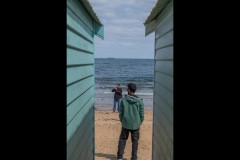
[89,0,157,59]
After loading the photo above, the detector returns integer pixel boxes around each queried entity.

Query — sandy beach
[95,109,153,160]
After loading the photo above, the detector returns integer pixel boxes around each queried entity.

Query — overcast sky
[89,0,157,59]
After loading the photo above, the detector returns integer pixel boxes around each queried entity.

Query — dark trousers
[117,127,140,160]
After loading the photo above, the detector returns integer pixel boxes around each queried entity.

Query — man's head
[116,84,120,88]
[127,83,137,93]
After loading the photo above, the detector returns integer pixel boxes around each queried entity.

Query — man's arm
[139,101,144,124]
[119,100,123,122]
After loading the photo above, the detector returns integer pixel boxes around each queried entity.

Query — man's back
[119,95,144,130]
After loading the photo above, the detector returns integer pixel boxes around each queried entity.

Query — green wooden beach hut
[67,0,104,159]
[144,0,173,160]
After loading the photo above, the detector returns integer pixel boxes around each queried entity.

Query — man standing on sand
[117,83,144,160]
[112,84,122,112]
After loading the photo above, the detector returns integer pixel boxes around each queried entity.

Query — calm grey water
[95,58,154,110]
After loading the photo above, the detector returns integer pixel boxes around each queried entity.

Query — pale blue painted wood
[156,15,173,39]
[155,30,173,49]
[152,131,169,160]
[152,140,164,160]
[67,75,93,105]
[67,65,93,85]
[155,0,173,30]
[67,8,93,43]
[155,61,173,76]
[153,120,173,160]
[67,29,94,53]
[155,72,173,92]
[67,0,93,31]
[67,96,94,142]
[150,2,173,159]
[154,82,173,108]
[155,46,173,61]
[67,87,94,124]
[67,48,94,66]
[153,136,172,160]
[154,93,173,126]
[153,114,173,160]
[153,102,173,141]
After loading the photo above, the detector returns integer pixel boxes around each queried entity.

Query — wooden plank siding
[66,0,100,159]
[67,107,94,160]
[152,1,173,160]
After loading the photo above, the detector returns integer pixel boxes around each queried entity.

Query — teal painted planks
[67,65,93,85]
[153,94,173,126]
[154,82,173,108]
[153,113,173,160]
[156,15,173,39]
[67,9,93,43]
[155,60,173,76]
[67,107,94,160]
[67,13,93,43]
[67,86,94,123]
[155,71,173,92]
[67,96,94,142]
[153,106,173,142]
[155,31,173,49]
[155,46,173,61]
[67,0,93,31]
[67,75,93,105]
[67,48,94,66]
[67,29,94,53]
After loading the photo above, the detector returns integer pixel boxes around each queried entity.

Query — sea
[95,58,154,110]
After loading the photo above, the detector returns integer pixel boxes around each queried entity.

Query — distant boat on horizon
[107,57,115,59]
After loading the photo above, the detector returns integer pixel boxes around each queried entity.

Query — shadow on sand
[95,153,127,160]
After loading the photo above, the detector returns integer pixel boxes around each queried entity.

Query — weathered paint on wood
[67,75,94,105]
[155,72,173,92]
[154,80,173,109]
[67,8,93,42]
[155,46,173,61]
[67,29,94,53]
[67,48,94,66]
[153,105,173,160]
[67,107,94,160]
[67,0,103,159]
[67,95,94,142]
[153,101,173,140]
[67,65,94,85]
[67,0,93,31]
[155,61,173,76]
[144,0,173,160]
[67,86,94,124]
[156,15,173,39]
[154,94,173,125]
[155,31,173,49]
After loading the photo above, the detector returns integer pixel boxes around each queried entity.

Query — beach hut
[67,0,104,159]
[144,0,173,160]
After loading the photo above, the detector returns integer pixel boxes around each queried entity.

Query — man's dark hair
[127,83,137,93]
[117,84,120,86]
